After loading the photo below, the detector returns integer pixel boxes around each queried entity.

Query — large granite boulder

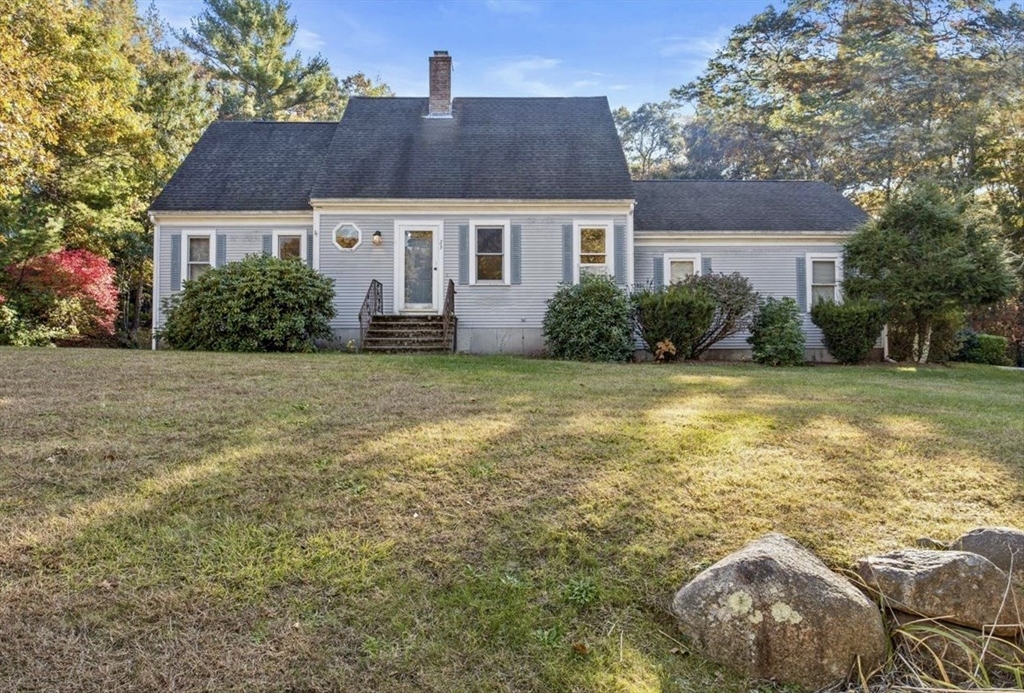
[854,550,1019,637]
[672,533,887,691]
[951,527,1024,578]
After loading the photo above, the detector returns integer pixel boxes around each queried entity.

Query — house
[150,51,871,359]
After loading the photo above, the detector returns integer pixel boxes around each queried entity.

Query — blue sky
[152,0,773,110]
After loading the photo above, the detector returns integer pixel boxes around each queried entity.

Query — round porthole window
[332,223,361,250]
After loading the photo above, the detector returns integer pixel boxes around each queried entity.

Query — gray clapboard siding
[319,214,395,331]
[634,242,846,350]
[153,226,310,329]
[445,217,572,329]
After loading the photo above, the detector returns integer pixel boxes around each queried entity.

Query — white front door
[397,222,442,313]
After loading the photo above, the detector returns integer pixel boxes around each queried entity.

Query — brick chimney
[428,51,452,117]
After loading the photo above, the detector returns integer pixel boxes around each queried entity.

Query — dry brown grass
[0,349,1021,692]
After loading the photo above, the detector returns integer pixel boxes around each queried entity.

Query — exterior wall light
[372,230,383,247]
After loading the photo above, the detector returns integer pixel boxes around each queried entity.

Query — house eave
[634,230,855,244]
[148,210,314,225]
[309,198,636,215]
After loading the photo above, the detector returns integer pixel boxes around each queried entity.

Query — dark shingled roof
[149,121,338,212]
[310,97,633,200]
[633,180,868,232]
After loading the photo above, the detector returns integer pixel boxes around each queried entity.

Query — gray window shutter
[652,255,664,287]
[796,256,807,312]
[170,233,181,290]
[262,234,272,255]
[216,234,227,268]
[613,224,626,285]
[458,224,469,285]
[702,256,712,275]
[510,224,522,285]
[562,223,573,283]
[306,231,314,268]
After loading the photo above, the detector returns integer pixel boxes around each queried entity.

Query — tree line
[613,0,1023,359]
[0,0,389,346]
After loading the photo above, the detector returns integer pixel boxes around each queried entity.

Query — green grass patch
[0,349,1021,691]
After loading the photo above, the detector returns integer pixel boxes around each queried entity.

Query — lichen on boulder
[672,533,886,691]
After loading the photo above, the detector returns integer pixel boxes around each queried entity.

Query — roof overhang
[149,210,314,225]
[634,230,854,245]
[309,198,635,215]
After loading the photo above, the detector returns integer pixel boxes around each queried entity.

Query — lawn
[0,349,1021,692]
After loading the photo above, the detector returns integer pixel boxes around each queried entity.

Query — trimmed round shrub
[747,296,805,366]
[956,330,1011,365]
[810,298,887,364]
[632,283,715,360]
[161,254,335,352]
[542,274,633,362]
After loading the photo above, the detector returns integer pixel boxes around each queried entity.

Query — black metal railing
[441,278,456,352]
[358,279,383,349]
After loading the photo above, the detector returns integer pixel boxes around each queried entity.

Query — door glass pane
[812,260,835,284]
[189,237,210,263]
[405,230,433,305]
[669,260,695,283]
[278,235,302,260]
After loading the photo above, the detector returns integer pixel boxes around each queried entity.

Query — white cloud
[485,0,541,14]
[488,57,565,97]
[486,57,635,98]
[293,28,326,54]
[657,30,730,61]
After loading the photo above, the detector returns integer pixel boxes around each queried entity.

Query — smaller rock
[951,527,1024,577]
[888,611,1024,688]
[854,550,1019,637]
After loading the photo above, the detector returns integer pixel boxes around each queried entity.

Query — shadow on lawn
[1,354,1021,692]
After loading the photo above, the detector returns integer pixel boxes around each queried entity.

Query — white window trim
[181,230,215,284]
[805,253,843,311]
[662,252,702,286]
[573,219,614,283]
[468,218,511,285]
[272,229,307,261]
[330,221,363,252]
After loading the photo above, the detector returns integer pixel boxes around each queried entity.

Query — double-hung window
[663,253,702,285]
[806,253,841,307]
[575,221,613,281]
[469,220,510,284]
[184,233,215,282]
[274,230,305,262]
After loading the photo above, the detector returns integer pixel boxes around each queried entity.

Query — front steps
[361,315,456,353]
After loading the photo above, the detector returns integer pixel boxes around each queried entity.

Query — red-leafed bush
[4,249,118,339]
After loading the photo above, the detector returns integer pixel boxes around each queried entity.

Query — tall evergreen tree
[843,183,1016,363]
[178,0,343,120]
